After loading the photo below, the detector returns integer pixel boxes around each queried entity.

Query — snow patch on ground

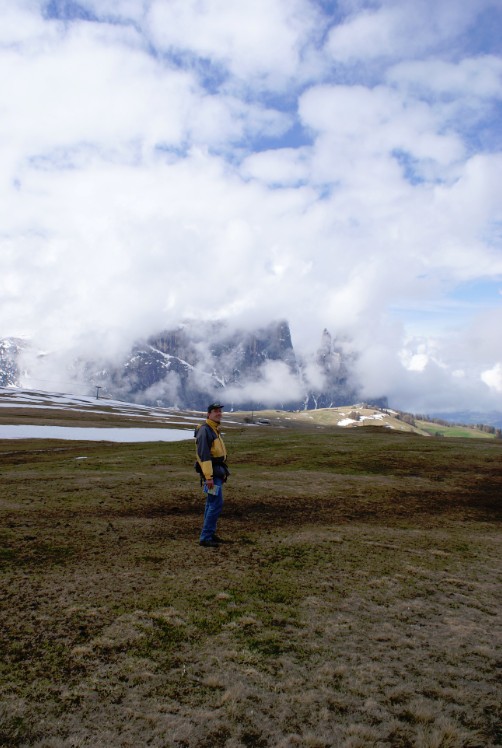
[338,412,388,427]
[0,425,193,442]
[0,387,244,437]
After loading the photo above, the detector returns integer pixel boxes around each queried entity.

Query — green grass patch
[416,420,495,439]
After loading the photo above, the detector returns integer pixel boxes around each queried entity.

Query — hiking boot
[199,539,219,548]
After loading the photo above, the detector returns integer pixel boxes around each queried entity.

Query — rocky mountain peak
[0,321,367,410]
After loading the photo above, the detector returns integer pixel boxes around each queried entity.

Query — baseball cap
[207,402,224,412]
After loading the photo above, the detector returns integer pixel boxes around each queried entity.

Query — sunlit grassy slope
[415,420,495,439]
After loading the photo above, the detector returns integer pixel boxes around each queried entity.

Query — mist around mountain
[0,321,363,411]
[89,320,364,411]
[1,321,500,428]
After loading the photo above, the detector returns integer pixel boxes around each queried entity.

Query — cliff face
[97,320,301,409]
[0,321,367,410]
[98,320,361,409]
[303,328,357,409]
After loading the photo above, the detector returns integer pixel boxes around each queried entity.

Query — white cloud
[146,0,320,89]
[0,25,193,177]
[0,2,48,46]
[388,55,502,100]
[481,363,502,393]
[327,5,403,62]
[326,0,495,64]
[299,83,465,173]
[241,147,311,186]
[403,352,429,373]
[0,14,291,195]
[224,360,305,406]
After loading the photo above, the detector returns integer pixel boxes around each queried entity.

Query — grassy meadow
[0,424,501,747]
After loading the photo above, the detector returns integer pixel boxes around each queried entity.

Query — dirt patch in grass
[0,430,501,747]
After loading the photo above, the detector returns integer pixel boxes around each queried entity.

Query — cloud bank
[1,0,501,412]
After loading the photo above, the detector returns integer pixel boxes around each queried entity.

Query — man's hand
[205,478,214,490]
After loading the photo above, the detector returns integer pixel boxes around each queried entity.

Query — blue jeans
[200,478,224,541]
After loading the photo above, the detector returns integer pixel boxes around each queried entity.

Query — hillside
[1,388,500,440]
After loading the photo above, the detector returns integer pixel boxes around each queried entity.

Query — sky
[1,0,502,414]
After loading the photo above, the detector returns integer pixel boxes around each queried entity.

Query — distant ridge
[0,322,366,411]
[429,410,502,430]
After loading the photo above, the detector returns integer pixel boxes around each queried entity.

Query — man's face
[208,407,223,423]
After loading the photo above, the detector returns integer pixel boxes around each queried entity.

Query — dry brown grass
[0,427,501,747]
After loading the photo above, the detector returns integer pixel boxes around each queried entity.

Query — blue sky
[1,0,501,412]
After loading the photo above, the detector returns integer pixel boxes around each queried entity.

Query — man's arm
[196,425,214,485]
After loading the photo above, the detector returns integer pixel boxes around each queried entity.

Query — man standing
[195,402,230,548]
